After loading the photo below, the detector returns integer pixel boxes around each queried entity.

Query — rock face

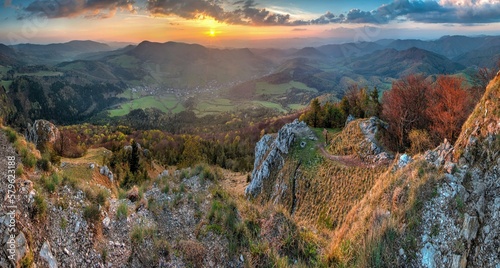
[26,119,60,148]
[416,72,500,268]
[245,119,314,198]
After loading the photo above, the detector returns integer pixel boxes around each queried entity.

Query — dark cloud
[22,0,135,19]
[19,0,500,24]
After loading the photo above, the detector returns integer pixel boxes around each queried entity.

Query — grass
[116,202,128,220]
[288,103,307,111]
[61,164,93,182]
[252,101,288,113]
[326,160,440,267]
[108,95,185,117]
[83,204,101,223]
[255,81,316,95]
[0,80,12,90]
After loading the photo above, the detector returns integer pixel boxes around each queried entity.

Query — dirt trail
[318,144,378,168]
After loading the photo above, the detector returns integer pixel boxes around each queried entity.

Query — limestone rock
[245,119,313,198]
[26,119,60,148]
[13,232,29,262]
[461,213,479,242]
[39,241,58,268]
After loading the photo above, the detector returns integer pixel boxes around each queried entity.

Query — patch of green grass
[61,165,93,182]
[83,204,100,223]
[252,101,287,113]
[0,80,12,90]
[116,202,128,220]
[109,95,185,117]
[288,103,307,111]
[255,81,316,95]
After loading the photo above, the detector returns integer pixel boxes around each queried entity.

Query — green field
[108,95,185,117]
[256,81,317,95]
[288,104,307,111]
[195,98,235,116]
[252,101,288,113]
[0,80,12,90]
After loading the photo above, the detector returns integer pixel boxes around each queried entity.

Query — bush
[116,202,128,220]
[409,129,433,155]
[37,157,51,172]
[33,194,47,218]
[130,225,145,245]
[5,128,17,143]
[83,204,100,223]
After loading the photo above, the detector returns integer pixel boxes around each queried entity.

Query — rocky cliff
[415,72,500,268]
[245,119,315,200]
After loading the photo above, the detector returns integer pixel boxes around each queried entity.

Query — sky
[1,0,500,48]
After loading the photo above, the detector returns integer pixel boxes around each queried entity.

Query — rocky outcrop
[330,117,393,164]
[245,119,315,198]
[416,72,500,268]
[26,119,60,149]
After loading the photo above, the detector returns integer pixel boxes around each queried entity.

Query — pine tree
[130,140,140,174]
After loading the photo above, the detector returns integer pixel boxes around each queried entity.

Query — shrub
[33,194,47,218]
[83,204,100,223]
[130,225,145,245]
[37,157,51,172]
[116,202,128,220]
[408,129,433,155]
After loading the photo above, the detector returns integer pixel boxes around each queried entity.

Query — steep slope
[0,44,22,66]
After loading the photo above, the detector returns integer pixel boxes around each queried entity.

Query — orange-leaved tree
[381,74,431,150]
[426,75,471,143]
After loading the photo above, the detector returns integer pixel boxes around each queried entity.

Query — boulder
[26,119,60,148]
[39,241,58,268]
[461,213,479,242]
[14,232,28,262]
[397,154,412,169]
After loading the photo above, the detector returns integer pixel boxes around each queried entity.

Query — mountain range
[0,35,499,126]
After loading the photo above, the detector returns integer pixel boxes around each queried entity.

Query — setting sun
[209,29,216,37]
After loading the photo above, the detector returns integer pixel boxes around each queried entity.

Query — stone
[64,248,70,255]
[158,170,169,179]
[39,241,58,268]
[240,254,244,262]
[444,161,456,174]
[25,119,60,148]
[245,119,313,197]
[451,254,466,268]
[89,163,95,169]
[420,242,436,268]
[345,114,356,126]
[398,154,412,169]
[461,213,479,242]
[14,232,28,262]
[102,217,110,229]
[108,172,114,182]
[100,165,110,176]
[75,221,81,233]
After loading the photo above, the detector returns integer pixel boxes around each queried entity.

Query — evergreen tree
[130,140,140,174]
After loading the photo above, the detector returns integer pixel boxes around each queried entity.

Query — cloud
[22,0,135,19]
[20,0,500,24]
[292,28,307,31]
